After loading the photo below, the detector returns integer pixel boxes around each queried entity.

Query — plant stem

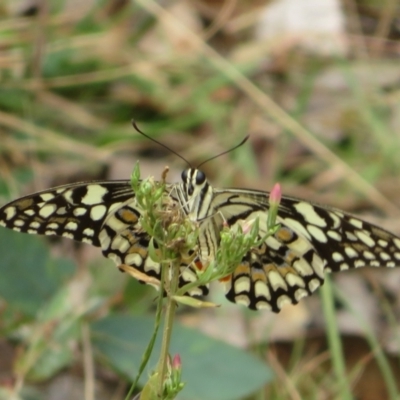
[156,258,180,397]
[321,276,353,400]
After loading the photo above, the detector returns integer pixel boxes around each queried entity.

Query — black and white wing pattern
[0,181,134,246]
[0,180,207,297]
[209,188,400,312]
[1,169,400,313]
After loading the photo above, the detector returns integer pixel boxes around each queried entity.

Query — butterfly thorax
[174,168,223,262]
[178,168,214,221]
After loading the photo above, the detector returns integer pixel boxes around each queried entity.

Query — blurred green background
[0,1,400,399]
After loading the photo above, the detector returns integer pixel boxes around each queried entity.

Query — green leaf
[0,229,76,317]
[0,89,31,114]
[91,314,273,400]
[26,337,76,382]
[17,288,83,381]
[0,386,42,400]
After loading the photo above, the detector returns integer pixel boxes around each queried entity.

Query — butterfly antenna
[197,135,250,169]
[132,120,191,168]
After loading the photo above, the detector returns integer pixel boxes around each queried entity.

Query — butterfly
[1,166,400,312]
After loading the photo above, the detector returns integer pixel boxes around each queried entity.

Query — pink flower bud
[239,220,253,234]
[269,183,281,205]
[172,354,182,370]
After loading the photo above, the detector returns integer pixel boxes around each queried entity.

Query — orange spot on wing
[119,208,139,224]
[251,270,266,283]
[275,227,293,242]
[127,244,148,259]
[263,263,276,274]
[233,263,250,276]
[194,260,204,270]
[219,262,251,283]
[219,274,232,283]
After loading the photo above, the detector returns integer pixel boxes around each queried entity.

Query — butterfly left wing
[0,181,135,245]
[0,180,209,297]
[212,188,400,312]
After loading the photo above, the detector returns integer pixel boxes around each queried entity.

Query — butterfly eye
[181,169,188,182]
[195,170,206,185]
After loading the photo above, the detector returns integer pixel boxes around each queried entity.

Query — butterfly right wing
[210,187,400,312]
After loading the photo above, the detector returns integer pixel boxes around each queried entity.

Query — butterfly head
[181,168,206,194]
[180,168,212,219]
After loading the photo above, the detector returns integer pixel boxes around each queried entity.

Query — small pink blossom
[172,354,182,370]
[269,183,281,205]
[238,220,254,234]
